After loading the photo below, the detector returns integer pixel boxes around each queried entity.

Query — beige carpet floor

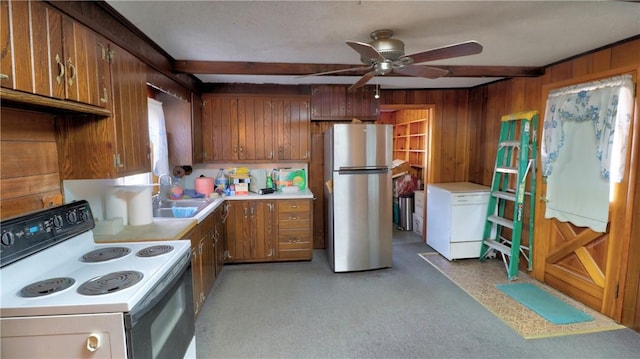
[418,252,625,339]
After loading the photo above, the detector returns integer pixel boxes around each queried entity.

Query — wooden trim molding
[174,60,544,78]
[0,88,112,117]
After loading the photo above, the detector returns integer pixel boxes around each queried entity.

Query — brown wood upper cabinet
[57,41,150,179]
[201,94,310,162]
[0,0,108,108]
[310,85,379,121]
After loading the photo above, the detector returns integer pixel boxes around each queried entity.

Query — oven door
[124,251,194,359]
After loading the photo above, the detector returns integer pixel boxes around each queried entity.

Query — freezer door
[332,171,392,272]
[332,124,392,170]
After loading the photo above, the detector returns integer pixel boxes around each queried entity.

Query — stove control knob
[67,210,78,224]
[1,231,15,246]
[81,209,90,223]
[53,215,64,229]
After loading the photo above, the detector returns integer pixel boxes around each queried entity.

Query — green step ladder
[479,110,538,280]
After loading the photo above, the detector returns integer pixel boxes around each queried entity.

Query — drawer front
[278,211,310,221]
[278,200,310,213]
[277,249,312,261]
[278,218,311,230]
[278,231,311,245]
[278,240,311,251]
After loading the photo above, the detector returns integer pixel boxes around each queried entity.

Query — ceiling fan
[308,29,483,90]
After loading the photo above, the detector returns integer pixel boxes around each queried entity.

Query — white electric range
[0,200,196,358]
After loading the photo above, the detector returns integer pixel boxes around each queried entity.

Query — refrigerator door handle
[338,167,388,175]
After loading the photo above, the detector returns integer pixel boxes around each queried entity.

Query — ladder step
[499,140,520,148]
[488,215,514,229]
[483,239,512,256]
[496,166,519,174]
[492,191,516,201]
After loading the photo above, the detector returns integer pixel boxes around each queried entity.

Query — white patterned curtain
[541,74,634,232]
[541,74,634,183]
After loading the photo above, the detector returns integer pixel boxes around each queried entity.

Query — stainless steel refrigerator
[324,124,393,272]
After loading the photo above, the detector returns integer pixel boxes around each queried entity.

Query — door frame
[533,67,639,321]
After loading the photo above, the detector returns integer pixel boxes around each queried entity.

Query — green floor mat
[496,283,594,325]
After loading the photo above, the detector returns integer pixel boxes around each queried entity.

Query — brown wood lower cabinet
[224,198,313,263]
[224,200,276,262]
[277,199,313,260]
[182,204,226,319]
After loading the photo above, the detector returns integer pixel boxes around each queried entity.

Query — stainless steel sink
[152,199,212,218]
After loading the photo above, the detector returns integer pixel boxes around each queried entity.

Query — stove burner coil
[81,247,131,262]
[20,277,75,297]
[77,271,143,295]
[136,245,174,257]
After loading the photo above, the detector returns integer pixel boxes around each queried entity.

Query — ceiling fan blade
[394,64,449,79]
[298,65,373,77]
[346,41,386,63]
[348,71,376,90]
[406,41,483,64]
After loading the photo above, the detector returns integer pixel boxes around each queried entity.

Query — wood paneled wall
[0,107,63,219]
[379,89,471,184]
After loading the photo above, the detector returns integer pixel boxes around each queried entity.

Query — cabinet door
[0,0,12,87]
[109,42,150,176]
[201,230,215,296]
[274,96,311,161]
[237,96,275,161]
[254,200,276,260]
[1,0,31,92]
[213,206,225,275]
[310,85,378,121]
[62,17,100,106]
[29,1,60,97]
[181,226,202,317]
[224,200,246,262]
[224,200,275,262]
[202,95,238,161]
[347,86,379,120]
[191,92,204,164]
[310,85,347,120]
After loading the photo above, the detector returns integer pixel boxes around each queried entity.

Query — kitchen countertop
[93,217,197,243]
[94,189,314,243]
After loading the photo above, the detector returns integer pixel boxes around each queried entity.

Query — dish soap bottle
[266,170,273,189]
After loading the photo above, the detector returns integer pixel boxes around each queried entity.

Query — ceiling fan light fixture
[374,62,393,75]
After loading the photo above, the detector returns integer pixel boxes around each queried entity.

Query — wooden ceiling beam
[173,60,544,77]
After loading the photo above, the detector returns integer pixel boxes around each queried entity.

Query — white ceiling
[106,0,640,89]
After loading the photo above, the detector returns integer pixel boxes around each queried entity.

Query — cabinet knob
[100,87,109,103]
[67,58,76,86]
[55,54,65,84]
[0,74,8,80]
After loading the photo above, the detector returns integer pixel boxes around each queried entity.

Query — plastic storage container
[214,169,228,195]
